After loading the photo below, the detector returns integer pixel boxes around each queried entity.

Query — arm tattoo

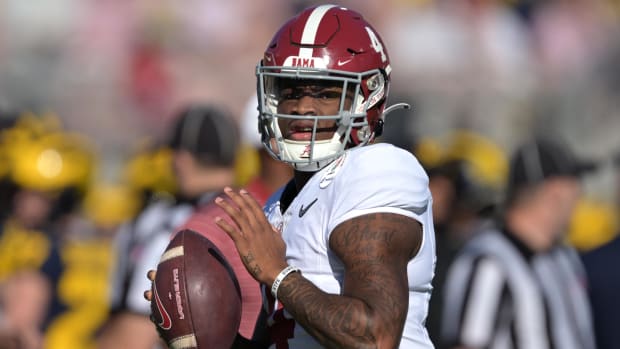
[277,213,422,349]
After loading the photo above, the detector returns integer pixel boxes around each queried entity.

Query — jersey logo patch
[319,152,347,188]
[298,198,318,217]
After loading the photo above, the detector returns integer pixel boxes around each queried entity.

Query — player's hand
[143,269,168,342]
[142,236,268,348]
[214,187,288,286]
[143,269,156,302]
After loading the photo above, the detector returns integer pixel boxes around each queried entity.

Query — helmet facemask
[257,64,387,172]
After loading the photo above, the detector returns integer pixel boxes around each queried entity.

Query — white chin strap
[292,159,334,172]
[280,133,345,172]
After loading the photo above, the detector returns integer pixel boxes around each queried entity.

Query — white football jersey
[263,143,436,348]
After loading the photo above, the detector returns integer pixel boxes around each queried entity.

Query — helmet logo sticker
[283,56,327,69]
[336,58,353,67]
[319,152,347,189]
[300,144,311,158]
[366,87,385,110]
[365,27,387,62]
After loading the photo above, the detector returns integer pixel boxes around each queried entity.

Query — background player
[99,104,240,349]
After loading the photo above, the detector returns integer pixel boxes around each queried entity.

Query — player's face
[275,79,354,141]
[13,189,55,229]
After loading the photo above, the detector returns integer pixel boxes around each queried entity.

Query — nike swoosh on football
[299,198,318,217]
[154,286,172,330]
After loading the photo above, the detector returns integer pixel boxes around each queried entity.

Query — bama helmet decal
[282,56,328,69]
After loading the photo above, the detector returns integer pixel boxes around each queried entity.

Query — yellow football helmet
[9,131,96,193]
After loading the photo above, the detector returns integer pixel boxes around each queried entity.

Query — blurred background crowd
[0,0,619,348]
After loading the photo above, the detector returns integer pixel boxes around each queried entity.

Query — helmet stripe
[299,4,338,58]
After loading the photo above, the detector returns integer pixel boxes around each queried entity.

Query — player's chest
[265,153,348,250]
[272,188,327,226]
[266,187,332,250]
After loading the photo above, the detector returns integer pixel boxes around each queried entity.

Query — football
[150,229,242,349]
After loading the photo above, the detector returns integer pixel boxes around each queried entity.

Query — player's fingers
[238,188,268,220]
[222,187,256,219]
[147,269,156,281]
[144,289,152,301]
[225,188,269,233]
[215,216,244,242]
[214,195,252,232]
[214,194,240,219]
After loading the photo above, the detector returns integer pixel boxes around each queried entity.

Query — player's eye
[278,88,342,102]
[313,90,341,100]
[277,89,297,101]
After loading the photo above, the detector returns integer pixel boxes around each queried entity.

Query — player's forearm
[277,272,390,349]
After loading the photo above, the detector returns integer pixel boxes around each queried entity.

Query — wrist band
[271,265,300,299]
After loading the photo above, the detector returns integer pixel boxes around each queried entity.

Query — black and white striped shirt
[440,228,595,349]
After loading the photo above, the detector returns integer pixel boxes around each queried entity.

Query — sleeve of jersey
[327,147,431,235]
[264,185,286,212]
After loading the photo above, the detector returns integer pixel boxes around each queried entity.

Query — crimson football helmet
[256,4,409,171]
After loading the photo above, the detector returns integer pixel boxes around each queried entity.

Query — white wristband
[271,265,300,299]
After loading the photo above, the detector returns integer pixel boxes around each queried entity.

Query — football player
[213,4,436,348]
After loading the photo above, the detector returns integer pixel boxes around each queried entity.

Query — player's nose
[292,95,317,116]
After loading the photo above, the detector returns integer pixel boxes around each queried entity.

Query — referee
[581,152,620,349]
[439,138,596,349]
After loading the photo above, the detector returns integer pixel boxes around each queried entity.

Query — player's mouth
[285,121,337,141]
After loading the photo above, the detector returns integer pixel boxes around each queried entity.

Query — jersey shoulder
[330,143,429,200]
[322,144,431,232]
[345,143,427,181]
